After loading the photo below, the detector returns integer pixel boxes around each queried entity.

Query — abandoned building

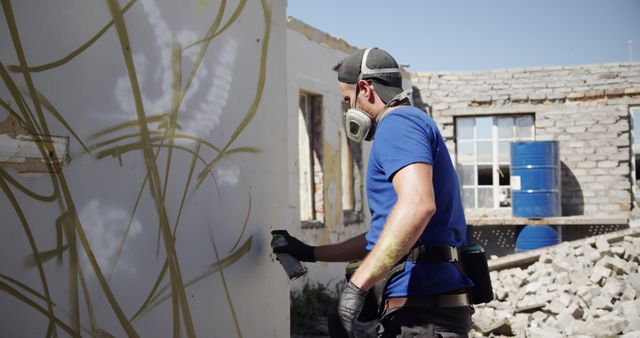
[287,17,413,285]
[413,59,640,255]
[1,1,638,335]
[287,16,640,287]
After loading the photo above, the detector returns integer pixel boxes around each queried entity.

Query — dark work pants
[327,303,473,338]
[327,304,349,338]
[376,306,473,337]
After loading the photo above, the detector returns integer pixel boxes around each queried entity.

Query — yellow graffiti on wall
[0,0,272,336]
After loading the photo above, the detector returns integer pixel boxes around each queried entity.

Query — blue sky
[287,0,640,72]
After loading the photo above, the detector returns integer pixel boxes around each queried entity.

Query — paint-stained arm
[349,163,436,291]
[314,233,368,262]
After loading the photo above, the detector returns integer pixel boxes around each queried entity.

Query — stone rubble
[471,235,640,337]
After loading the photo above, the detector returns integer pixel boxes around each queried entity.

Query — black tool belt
[372,245,463,316]
[406,245,461,264]
[384,292,470,313]
[377,244,492,316]
[346,244,493,322]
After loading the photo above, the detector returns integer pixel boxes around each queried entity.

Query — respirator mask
[344,48,411,142]
[344,89,412,142]
[345,106,376,142]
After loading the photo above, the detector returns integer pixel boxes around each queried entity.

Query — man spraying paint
[273,47,475,337]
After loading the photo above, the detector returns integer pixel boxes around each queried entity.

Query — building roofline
[287,16,358,55]
[413,61,640,77]
[287,16,412,79]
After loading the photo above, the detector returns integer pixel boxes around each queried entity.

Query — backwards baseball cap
[335,47,403,103]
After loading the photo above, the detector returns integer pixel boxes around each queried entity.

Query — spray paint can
[271,234,307,280]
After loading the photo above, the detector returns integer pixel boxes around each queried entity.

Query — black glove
[337,281,367,338]
[271,230,316,262]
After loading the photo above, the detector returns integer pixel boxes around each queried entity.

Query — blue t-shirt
[365,106,473,298]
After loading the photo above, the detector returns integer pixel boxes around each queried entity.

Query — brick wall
[412,62,640,218]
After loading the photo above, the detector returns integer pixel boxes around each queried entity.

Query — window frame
[298,91,324,228]
[455,114,535,209]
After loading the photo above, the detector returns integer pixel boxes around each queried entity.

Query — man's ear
[357,80,375,103]
[356,79,368,91]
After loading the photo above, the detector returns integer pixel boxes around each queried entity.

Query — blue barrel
[510,141,561,218]
[515,225,559,252]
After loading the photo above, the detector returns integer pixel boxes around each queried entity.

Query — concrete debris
[471,231,640,337]
[620,332,640,338]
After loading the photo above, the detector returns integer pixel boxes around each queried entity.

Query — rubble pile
[471,234,640,337]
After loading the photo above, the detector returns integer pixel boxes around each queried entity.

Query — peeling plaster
[0,114,69,174]
[320,139,341,243]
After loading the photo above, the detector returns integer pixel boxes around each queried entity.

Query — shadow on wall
[561,161,584,216]
[411,86,431,116]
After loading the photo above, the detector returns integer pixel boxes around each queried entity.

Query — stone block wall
[412,62,640,218]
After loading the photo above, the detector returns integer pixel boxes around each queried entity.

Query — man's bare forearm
[314,233,368,262]
[349,201,433,290]
[349,163,436,291]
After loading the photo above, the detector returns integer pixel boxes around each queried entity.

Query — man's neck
[376,104,406,123]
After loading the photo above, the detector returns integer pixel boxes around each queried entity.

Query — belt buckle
[448,246,460,262]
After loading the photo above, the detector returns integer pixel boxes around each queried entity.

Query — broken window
[341,101,363,224]
[298,92,324,227]
[455,115,534,209]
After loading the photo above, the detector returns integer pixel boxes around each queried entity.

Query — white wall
[0,1,289,337]
[286,21,415,292]
[286,24,369,290]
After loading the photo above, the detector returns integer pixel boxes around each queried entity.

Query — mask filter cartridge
[345,108,374,142]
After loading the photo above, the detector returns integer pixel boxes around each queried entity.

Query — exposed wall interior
[286,17,367,290]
